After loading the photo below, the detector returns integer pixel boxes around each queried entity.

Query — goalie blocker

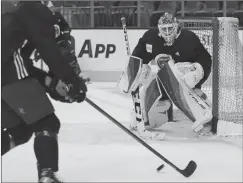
[117,56,143,93]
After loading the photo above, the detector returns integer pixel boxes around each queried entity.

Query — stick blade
[181,161,197,177]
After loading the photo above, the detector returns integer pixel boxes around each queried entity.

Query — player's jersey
[1,1,79,85]
[132,28,212,88]
[54,12,71,43]
[54,12,75,56]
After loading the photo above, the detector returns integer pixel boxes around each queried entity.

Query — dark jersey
[54,12,71,44]
[54,12,75,55]
[132,28,212,87]
[1,2,79,85]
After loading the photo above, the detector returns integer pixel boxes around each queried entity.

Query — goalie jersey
[132,28,212,88]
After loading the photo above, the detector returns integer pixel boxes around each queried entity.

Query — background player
[118,12,212,140]
[1,1,87,182]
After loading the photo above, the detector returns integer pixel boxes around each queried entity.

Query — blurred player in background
[1,1,87,182]
[118,12,212,140]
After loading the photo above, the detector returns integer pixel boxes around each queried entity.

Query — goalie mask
[158,13,180,46]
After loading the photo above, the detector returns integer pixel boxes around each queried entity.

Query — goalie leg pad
[157,60,212,131]
[140,76,169,130]
[130,78,167,141]
[192,88,212,132]
[146,100,171,130]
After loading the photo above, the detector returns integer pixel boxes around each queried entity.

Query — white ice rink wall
[72,30,243,81]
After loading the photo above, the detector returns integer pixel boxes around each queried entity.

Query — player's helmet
[158,13,180,46]
[42,1,54,12]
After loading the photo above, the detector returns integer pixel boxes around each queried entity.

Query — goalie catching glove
[175,62,204,89]
[155,54,204,89]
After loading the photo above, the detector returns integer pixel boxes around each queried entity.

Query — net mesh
[180,18,243,136]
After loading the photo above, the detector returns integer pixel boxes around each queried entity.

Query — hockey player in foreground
[118,13,213,140]
[2,1,87,182]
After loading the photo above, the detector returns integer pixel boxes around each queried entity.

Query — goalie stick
[121,17,131,56]
[85,97,197,177]
[117,17,141,93]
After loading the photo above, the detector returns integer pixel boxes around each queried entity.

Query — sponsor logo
[146,44,152,53]
[78,40,116,58]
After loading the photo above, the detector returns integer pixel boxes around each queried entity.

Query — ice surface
[2,82,242,182]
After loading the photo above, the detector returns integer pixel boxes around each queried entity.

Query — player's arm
[55,11,72,48]
[132,30,154,64]
[55,12,71,38]
[16,3,80,86]
[192,32,212,88]
[28,65,50,86]
[16,2,87,101]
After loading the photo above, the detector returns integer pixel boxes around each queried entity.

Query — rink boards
[37,29,243,81]
[71,29,243,82]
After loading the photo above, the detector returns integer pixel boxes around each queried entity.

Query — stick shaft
[85,97,183,173]
[121,17,131,56]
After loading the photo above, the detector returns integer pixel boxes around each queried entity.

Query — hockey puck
[156,164,165,172]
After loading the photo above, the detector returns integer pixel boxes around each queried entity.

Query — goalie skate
[135,121,166,141]
[138,130,167,141]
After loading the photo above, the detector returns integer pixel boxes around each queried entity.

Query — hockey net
[180,17,243,137]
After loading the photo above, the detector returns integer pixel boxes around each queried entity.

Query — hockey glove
[46,77,71,103]
[175,62,204,89]
[47,76,87,103]
[64,76,87,102]
[155,54,173,69]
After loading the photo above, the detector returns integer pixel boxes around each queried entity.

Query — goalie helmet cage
[179,17,243,136]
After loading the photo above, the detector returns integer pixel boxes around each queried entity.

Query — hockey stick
[116,17,133,93]
[121,17,131,56]
[85,97,197,177]
[119,17,144,94]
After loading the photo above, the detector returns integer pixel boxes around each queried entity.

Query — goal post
[179,17,243,136]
